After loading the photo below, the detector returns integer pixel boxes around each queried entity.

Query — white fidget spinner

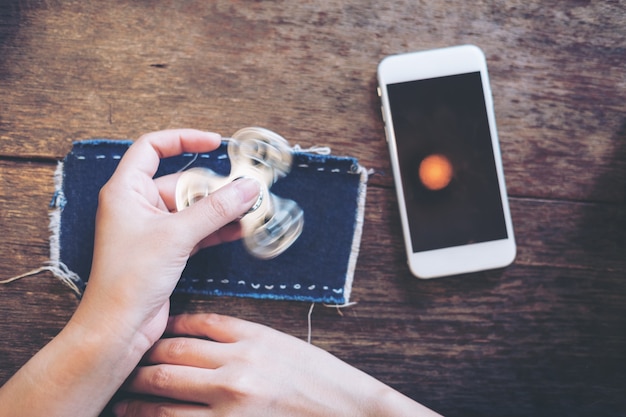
[175,127,304,259]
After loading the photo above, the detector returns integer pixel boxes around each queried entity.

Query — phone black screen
[387,71,508,253]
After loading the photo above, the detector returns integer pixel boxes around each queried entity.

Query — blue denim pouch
[50,140,368,304]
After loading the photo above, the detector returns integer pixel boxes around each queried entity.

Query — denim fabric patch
[50,140,368,304]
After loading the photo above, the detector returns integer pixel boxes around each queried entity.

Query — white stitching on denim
[71,153,360,175]
[67,150,361,298]
[183,278,342,294]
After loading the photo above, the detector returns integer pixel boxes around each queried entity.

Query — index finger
[117,129,222,178]
[166,313,267,343]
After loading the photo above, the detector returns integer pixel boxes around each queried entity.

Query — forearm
[371,384,443,417]
[291,339,443,417]
[0,312,149,417]
[326,354,443,417]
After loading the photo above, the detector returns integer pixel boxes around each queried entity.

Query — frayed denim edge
[343,164,369,303]
[48,161,84,298]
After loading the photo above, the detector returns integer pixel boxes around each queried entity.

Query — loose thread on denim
[0,263,82,296]
[323,301,358,317]
[305,302,357,342]
[177,153,199,172]
[307,302,315,344]
[0,267,49,284]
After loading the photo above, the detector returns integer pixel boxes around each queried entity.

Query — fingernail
[204,131,222,141]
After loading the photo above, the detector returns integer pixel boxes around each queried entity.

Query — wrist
[72,270,171,349]
[0,306,151,417]
[65,310,150,368]
[69,290,161,362]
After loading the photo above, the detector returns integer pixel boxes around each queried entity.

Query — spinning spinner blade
[175,127,304,259]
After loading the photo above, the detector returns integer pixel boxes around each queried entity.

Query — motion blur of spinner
[175,127,304,260]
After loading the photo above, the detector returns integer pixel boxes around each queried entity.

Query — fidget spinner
[175,127,304,259]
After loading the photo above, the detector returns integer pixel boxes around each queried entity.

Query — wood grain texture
[1,1,625,416]
[1,0,624,200]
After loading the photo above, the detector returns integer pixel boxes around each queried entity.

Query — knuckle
[164,338,189,361]
[223,369,257,399]
[124,399,176,417]
[154,403,176,417]
[147,366,173,392]
[97,181,115,204]
[97,175,132,207]
[201,312,226,328]
[207,192,234,220]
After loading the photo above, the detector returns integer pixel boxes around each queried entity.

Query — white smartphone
[377,45,516,278]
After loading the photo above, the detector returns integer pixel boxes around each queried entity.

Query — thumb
[174,178,261,246]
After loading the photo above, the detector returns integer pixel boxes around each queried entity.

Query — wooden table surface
[1,1,625,416]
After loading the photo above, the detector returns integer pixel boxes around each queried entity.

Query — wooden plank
[165,242,626,414]
[0,0,624,202]
[1,160,625,415]
[1,1,625,415]
[1,161,624,287]
[0,161,56,278]
[361,186,626,273]
[2,264,625,417]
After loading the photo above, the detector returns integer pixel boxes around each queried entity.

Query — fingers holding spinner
[117,130,222,179]
[171,179,260,247]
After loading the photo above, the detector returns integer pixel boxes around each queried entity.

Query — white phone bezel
[378,45,516,279]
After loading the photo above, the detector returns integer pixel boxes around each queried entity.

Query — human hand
[72,130,261,350]
[114,313,443,417]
